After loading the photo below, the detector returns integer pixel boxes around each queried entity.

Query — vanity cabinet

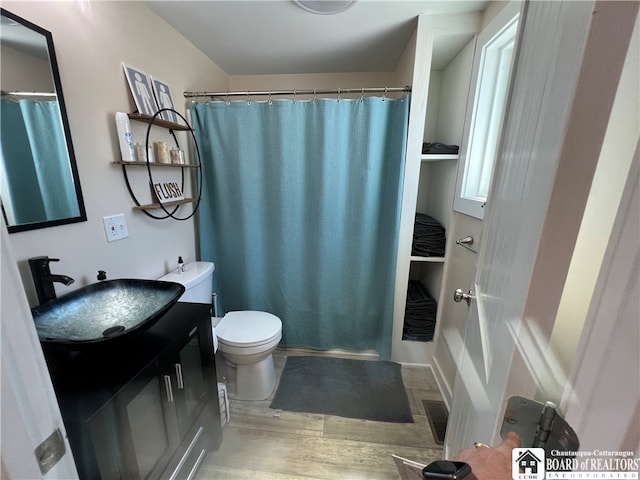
[43,302,221,480]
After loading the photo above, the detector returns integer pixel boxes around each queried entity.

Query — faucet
[28,256,75,305]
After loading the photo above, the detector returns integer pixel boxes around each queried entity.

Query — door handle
[453,288,475,306]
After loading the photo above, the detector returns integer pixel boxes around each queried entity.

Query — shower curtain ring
[293,89,296,103]
[268,91,273,105]
[225,92,230,105]
[337,88,341,102]
[313,88,317,103]
[360,87,364,103]
[247,91,252,105]
[383,87,387,101]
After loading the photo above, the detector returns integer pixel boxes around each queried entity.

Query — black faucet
[28,256,75,305]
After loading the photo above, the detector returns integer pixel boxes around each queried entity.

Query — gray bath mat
[270,356,414,423]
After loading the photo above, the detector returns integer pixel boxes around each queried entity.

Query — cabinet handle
[169,427,204,480]
[164,375,174,402]
[186,449,207,480]
[175,363,184,389]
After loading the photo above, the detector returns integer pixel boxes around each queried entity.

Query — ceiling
[145,0,490,76]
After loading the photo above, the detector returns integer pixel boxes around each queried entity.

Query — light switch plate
[103,214,129,242]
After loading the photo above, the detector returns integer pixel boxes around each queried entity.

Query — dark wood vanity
[42,302,222,479]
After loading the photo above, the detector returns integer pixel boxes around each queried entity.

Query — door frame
[560,144,639,451]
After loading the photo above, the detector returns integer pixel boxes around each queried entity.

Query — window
[454,2,520,219]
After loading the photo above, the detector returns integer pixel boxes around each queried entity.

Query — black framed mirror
[1,8,86,233]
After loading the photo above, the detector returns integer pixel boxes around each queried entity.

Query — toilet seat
[216,311,282,348]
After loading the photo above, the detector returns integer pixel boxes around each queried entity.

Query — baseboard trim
[431,355,452,411]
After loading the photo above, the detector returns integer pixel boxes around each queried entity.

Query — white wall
[426,40,478,403]
[1,45,53,91]
[434,40,474,145]
[2,1,229,305]
[395,28,418,87]
[229,71,400,100]
[430,7,504,401]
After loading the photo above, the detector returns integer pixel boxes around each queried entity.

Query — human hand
[452,431,521,480]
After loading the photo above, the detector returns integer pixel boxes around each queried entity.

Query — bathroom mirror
[0,8,86,233]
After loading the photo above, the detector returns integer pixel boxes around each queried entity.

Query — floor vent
[423,400,448,445]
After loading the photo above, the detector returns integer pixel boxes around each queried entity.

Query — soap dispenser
[177,256,185,274]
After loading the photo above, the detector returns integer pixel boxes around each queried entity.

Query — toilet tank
[158,261,214,304]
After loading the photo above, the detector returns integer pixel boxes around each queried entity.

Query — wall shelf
[113,160,199,168]
[127,112,191,131]
[132,198,197,211]
[116,109,202,220]
[421,154,459,162]
[410,255,446,263]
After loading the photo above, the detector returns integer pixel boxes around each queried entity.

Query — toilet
[159,261,282,401]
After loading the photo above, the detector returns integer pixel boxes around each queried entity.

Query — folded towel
[402,326,436,342]
[412,213,446,257]
[403,280,437,342]
[422,142,459,154]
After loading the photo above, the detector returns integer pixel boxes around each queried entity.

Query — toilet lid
[216,311,282,347]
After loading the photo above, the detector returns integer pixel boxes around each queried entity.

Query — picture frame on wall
[151,77,178,124]
[122,63,158,116]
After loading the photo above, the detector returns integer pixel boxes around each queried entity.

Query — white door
[0,223,78,479]
[445,0,639,457]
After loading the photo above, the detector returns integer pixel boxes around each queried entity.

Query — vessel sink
[31,279,185,346]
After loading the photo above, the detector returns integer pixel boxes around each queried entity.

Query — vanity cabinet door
[169,322,214,435]
[109,359,181,480]
[161,311,221,480]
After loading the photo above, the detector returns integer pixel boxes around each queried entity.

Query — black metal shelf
[117,108,202,220]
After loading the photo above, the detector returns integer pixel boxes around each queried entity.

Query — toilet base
[226,353,276,401]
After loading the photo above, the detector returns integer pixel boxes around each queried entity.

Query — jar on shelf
[155,141,170,164]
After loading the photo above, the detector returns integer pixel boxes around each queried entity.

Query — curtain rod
[1,90,56,97]
[183,86,411,99]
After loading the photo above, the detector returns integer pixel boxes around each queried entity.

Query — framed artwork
[122,63,158,116]
[151,77,178,124]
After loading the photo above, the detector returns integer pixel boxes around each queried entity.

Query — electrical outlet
[103,214,129,242]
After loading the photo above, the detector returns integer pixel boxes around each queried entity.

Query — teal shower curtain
[0,99,78,224]
[192,96,409,359]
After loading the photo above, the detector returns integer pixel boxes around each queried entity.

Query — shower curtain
[192,96,409,359]
[0,99,78,224]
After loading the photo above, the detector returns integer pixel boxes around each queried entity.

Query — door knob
[453,288,474,306]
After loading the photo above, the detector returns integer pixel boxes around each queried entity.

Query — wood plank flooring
[197,348,445,479]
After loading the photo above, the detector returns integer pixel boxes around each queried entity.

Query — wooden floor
[196,347,445,479]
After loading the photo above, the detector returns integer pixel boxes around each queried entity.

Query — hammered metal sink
[31,279,185,346]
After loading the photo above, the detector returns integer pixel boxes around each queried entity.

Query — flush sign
[152,181,184,203]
